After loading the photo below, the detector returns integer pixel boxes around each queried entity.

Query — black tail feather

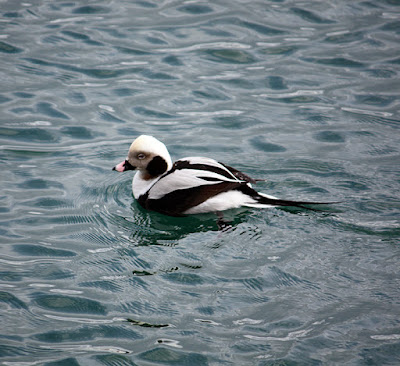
[257,196,339,210]
[237,184,339,211]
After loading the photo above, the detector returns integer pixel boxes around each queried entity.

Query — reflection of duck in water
[113,135,330,217]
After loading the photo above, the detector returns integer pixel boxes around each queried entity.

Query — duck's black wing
[138,157,247,216]
[219,162,262,184]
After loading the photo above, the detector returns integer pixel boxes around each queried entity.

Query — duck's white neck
[132,171,160,199]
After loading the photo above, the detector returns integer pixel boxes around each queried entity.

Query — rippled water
[1,0,400,364]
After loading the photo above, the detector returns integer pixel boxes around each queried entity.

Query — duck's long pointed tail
[244,192,338,210]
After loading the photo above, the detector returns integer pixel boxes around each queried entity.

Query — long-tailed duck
[113,135,329,216]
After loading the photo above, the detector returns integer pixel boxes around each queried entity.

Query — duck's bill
[112,160,136,172]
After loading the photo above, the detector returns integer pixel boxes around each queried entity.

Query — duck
[113,135,329,217]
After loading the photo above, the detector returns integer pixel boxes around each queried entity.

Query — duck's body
[113,135,327,216]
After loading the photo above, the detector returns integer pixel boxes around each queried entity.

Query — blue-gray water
[1,0,400,364]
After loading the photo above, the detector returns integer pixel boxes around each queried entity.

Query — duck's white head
[113,135,172,178]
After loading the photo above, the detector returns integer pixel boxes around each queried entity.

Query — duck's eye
[137,153,146,160]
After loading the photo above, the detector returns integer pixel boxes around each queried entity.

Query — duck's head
[113,135,172,178]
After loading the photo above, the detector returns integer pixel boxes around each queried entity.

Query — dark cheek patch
[147,156,168,177]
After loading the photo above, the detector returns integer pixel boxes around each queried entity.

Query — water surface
[1,0,400,365]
